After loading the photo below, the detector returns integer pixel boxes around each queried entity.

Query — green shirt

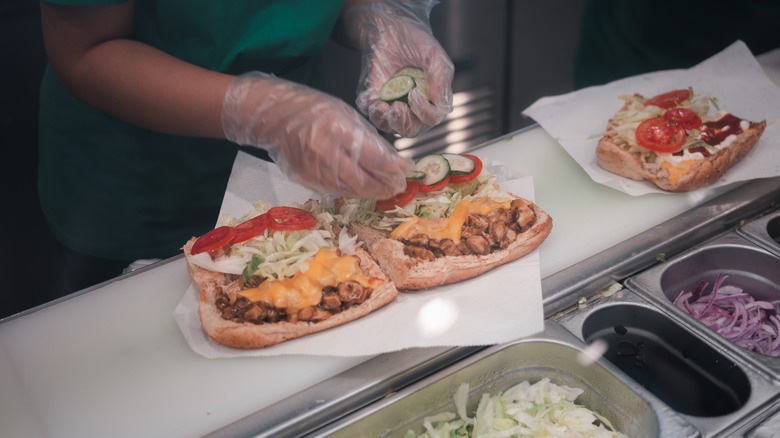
[574,0,780,89]
[39,0,345,260]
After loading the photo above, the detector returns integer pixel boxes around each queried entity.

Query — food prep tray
[625,232,780,383]
[306,229,780,438]
[305,322,698,438]
[738,208,780,259]
[744,404,780,437]
[558,290,780,437]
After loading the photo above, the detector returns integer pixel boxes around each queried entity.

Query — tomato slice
[635,117,687,153]
[663,107,702,130]
[644,89,690,109]
[267,206,318,231]
[376,181,420,211]
[191,226,237,255]
[448,154,483,184]
[231,213,271,243]
[419,176,450,192]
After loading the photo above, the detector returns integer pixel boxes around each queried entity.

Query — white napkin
[173,153,545,357]
[523,40,780,196]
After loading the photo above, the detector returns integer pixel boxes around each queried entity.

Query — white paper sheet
[523,40,780,196]
[173,153,545,357]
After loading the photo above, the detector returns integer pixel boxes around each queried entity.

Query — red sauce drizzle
[700,113,743,146]
[688,146,712,157]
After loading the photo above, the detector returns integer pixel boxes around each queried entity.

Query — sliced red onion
[674,274,780,357]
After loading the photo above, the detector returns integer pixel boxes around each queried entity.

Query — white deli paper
[523,40,780,196]
[173,151,545,357]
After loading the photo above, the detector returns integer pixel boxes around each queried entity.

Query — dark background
[1,0,69,319]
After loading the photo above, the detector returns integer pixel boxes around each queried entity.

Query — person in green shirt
[574,0,780,89]
[38,0,454,293]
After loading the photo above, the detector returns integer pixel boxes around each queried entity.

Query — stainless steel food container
[625,232,780,382]
[232,183,780,438]
[562,227,780,436]
[745,406,780,437]
[738,209,780,259]
[305,322,698,438]
[558,290,780,437]
[305,229,780,438]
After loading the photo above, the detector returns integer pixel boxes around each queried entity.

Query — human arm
[337,0,454,137]
[39,1,231,138]
[40,1,410,198]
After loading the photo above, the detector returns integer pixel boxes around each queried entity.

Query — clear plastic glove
[343,0,454,137]
[222,72,411,199]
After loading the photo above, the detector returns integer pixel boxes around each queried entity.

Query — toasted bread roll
[183,239,398,349]
[596,89,766,192]
[349,197,552,290]
[597,120,766,192]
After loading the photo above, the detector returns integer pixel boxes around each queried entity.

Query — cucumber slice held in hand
[394,66,426,81]
[395,67,429,101]
[379,66,429,103]
[379,75,416,103]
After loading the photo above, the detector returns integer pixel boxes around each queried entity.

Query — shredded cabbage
[187,200,353,280]
[674,274,780,357]
[405,378,628,438]
[336,171,515,231]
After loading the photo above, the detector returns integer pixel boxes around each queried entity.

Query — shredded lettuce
[241,254,264,284]
[187,201,353,280]
[336,171,515,231]
[407,379,628,438]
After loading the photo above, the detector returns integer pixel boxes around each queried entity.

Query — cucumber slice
[379,75,416,102]
[380,67,429,103]
[414,154,450,186]
[405,170,426,181]
[395,67,429,101]
[442,153,476,175]
[394,66,426,81]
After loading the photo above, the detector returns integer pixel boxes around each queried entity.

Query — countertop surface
[2,50,779,437]
[0,124,745,438]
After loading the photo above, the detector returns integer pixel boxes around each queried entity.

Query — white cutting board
[0,127,734,438]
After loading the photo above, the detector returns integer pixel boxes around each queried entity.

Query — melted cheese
[660,160,696,185]
[238,248,373,313]
[389,198,511,242]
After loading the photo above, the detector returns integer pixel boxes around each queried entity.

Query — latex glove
[343,0,454,137]
[222,72,411,199]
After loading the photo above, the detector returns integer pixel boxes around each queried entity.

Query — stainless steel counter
[206,152,780,438]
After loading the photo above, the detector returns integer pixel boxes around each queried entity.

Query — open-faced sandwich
[182,200,398,349]
[596,87,766,192]
[336,153,553,290]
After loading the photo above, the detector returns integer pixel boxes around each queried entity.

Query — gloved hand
[342,0,454,137]
[222,72,411,199]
